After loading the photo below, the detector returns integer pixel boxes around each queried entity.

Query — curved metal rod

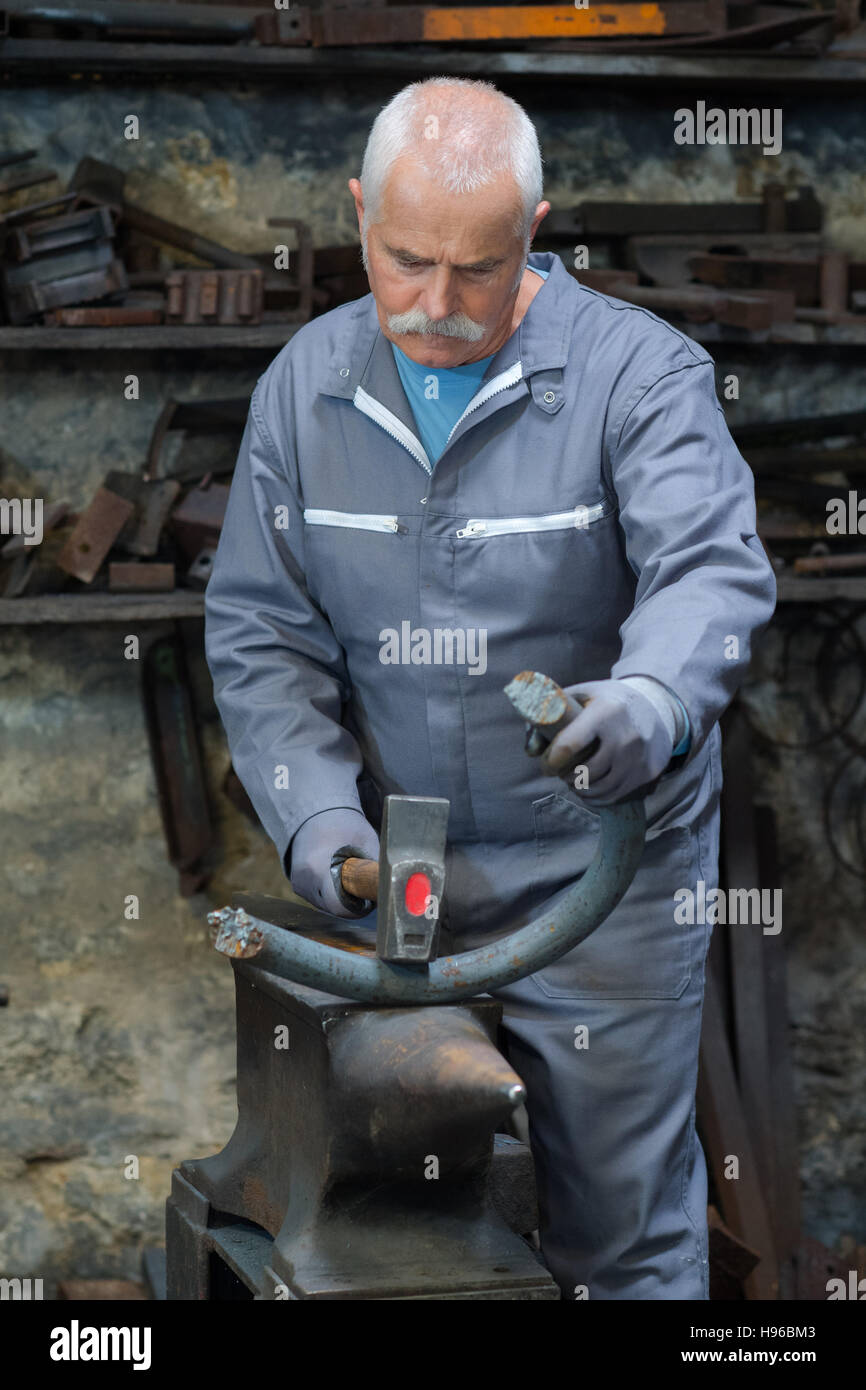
[209,798,646,1005]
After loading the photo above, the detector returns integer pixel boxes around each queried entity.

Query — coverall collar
[321,250,572,408]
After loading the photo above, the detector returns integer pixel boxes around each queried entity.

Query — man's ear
[348,178,364,239]
[529,200,551,242]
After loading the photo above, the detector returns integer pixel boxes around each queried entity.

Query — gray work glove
[288,807,380,919]
[540,678,675,804]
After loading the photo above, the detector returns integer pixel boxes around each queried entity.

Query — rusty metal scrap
[142,633,213,896]
[145,396,248,483]
[0,188,127,324]
[257,1,726,46]
[165,268,263,325]
[170,477,229,560]
[70,157,262,271]
[44,304,163,326]
[184,546,216,591]
[108,561,175,592]
[4,204,114,261]
[104,471,181,557]
[546,186,823,240]
[575,269,795,330]
[690,248,864,323]
[56,486,135,583]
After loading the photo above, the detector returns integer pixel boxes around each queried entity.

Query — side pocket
[531,792,697,999]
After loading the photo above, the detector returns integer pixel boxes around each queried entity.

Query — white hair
[358,77,543,265]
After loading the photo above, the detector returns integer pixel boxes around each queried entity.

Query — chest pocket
[449,496,624,653]
[304,509,405,534]
[454,502,609,539]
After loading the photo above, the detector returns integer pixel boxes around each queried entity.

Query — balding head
[359,77,543,258]
[348,79,549,368]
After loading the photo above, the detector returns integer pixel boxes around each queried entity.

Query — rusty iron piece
[628,232,823,289]
[688,251,824,305]
[142,633,213,896]
[166,974,556,1299]
[795,251,852,325]
[185,546,216,590]
[70,156,262,271]
[1,243,127,324]
[265,217,314,323]
[504,669,601,770]
[793,553,866,575]
[252,8,311,44]
[0,191,77,227]
[296,1,724,46]
[170,479,229,561]
[104,472,181,557]
[16,1,257,40]
[552,187,823,240]
[0,166,57,198]
[56,486,134,583]
[165,269,264,325]
[208,908,263,959]
[144,396,248,482]
[0,149,38,170]
[45,304,164,326]
[1,516,75,597]
[232,889,381,955]
[108,561,175,592]
[572,274,794,329]
[503,669,571,731]
[4,203,114,262]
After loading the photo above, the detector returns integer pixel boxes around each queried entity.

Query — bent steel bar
[208,798,646,1005]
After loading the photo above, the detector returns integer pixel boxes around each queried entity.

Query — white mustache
[387,307,486,341]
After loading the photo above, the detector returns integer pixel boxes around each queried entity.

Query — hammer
[330,795,449,965]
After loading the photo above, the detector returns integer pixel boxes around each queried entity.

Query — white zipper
[304,508,404,534]
[353,386,433,476]
[455,502,607,540]
[445,361,524,446]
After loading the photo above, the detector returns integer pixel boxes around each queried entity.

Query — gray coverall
[204,250,777,1299]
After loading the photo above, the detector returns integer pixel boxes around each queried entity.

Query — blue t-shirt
[391,264,549,467]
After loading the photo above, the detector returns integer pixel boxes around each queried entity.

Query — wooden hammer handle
[340,856,378,902]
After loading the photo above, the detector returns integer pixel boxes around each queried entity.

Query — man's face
[349,156,542,368]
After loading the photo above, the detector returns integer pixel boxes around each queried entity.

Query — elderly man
[205,77,776,1300]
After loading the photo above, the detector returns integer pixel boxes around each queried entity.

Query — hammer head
[376,795,449,964]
